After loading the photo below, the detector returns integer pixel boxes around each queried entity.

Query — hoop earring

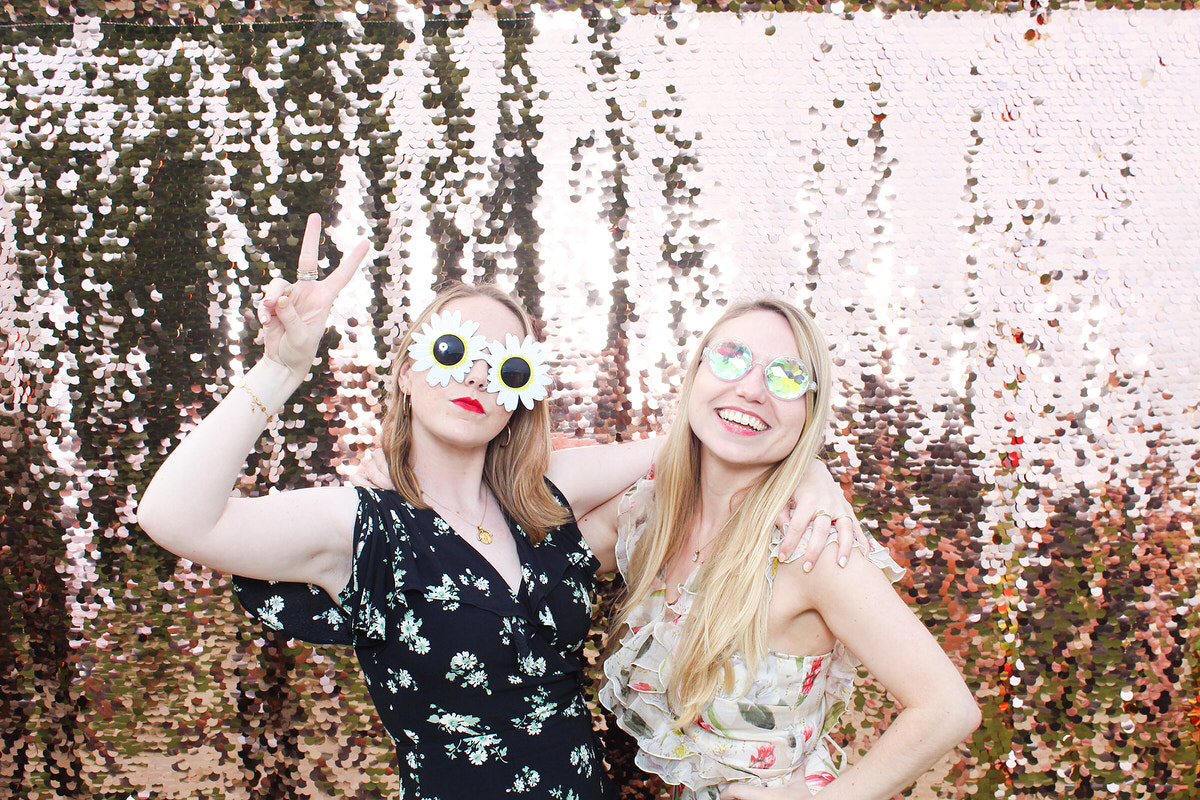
[499,425,512,448]
[400,392,410,417]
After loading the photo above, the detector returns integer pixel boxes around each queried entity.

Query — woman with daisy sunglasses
[584,298,980,800]
[137,215,858,799]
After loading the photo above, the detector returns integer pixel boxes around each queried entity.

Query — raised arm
[563,447,857,577]
[547,438,660,574]
[547,438,659,519]
[136,214,370,597]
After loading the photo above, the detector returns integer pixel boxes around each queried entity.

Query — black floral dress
[233,485,615,800]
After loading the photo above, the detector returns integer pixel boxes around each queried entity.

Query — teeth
[718,409,767,431]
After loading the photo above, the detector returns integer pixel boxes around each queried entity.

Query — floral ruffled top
[233,485,614,800]
[598,475,904,800]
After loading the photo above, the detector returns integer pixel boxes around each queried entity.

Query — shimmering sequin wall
[2,6,1198,799]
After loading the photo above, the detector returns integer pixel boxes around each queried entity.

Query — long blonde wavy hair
[379,282,568,543]
[608,298,832,727]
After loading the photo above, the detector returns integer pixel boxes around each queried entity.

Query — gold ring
[296,268,318,281]
[813,509,833,519]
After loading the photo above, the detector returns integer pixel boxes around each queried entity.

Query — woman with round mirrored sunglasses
[702,339,817,400]
[598,300,980,800]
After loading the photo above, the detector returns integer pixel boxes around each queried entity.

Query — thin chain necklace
[691,537,716,562]
[422,488,494,545]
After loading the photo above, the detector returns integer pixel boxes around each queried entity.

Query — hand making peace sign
[257,213,372,381]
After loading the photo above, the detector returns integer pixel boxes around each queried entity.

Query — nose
[463,356,489,388]
[734,363,769,401]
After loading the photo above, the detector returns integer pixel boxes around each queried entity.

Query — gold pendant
[477,526,493,545]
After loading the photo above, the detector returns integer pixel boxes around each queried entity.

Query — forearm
[548,436,658,519]
[812,695,980,800]
[137,357,302,550]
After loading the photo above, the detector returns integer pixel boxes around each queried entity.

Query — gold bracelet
[232,379,273,420]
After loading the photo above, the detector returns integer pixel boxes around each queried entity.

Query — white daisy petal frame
[406,310,489,387]
[485,333,552,411]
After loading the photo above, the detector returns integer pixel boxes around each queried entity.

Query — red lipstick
[453,397,485,414]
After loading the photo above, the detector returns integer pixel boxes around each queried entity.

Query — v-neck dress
[232,485,615,800]
[598,475,903,799]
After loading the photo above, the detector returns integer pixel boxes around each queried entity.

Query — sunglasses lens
[708,341,752,380]
[432,334,467,368]
[499,355,532,390]
[765,358,811,400]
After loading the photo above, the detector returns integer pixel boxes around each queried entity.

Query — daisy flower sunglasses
[702,339,817,401]
[407,310,551,411]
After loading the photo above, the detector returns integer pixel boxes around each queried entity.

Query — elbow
[135,495,163,544]
[136,490,175,550]
[949,689,983,743]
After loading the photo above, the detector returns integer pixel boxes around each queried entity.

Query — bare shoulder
[773,541,898,618]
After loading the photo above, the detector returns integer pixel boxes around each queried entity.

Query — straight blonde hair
[379,283,568,543]
[608,298,832,727]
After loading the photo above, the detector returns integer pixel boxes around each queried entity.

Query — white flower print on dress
[399,728,423,770]
[233,484,606,798]
[515,686,556,736]
[427,574,461,610]
[315,607,343,627]
[386,666,414,693]
[428,709,482,734]
[519,654,547,677]
[258,595,284,629]
[398,609,430,654]
[570,744,594,777]
[508,766,541,793]
[459,569,490,594]
[447,651,491,694]
[360,590,386,640]
[446,733,507,765]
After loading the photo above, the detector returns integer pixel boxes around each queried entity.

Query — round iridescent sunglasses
[701,339,817,401]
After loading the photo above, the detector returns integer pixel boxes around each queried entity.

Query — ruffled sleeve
[612,471,656,580]
[335,486,420,646]
[231,486,417,647]
[231,574,351,645]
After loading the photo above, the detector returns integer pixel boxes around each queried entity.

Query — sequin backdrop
[1,3,1197,798]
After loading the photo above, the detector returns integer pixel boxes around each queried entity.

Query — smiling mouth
[717,408,768,432]
[453,397,485,414]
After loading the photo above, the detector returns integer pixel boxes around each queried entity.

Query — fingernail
[803,561,813,573]
[839,556,848,567]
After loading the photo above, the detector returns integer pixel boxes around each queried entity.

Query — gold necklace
[423,489,494,544]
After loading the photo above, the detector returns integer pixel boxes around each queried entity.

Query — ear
[397,358,413,394]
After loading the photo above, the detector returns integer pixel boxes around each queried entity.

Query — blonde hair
[379,282,568,543]
[609,298,832,727]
